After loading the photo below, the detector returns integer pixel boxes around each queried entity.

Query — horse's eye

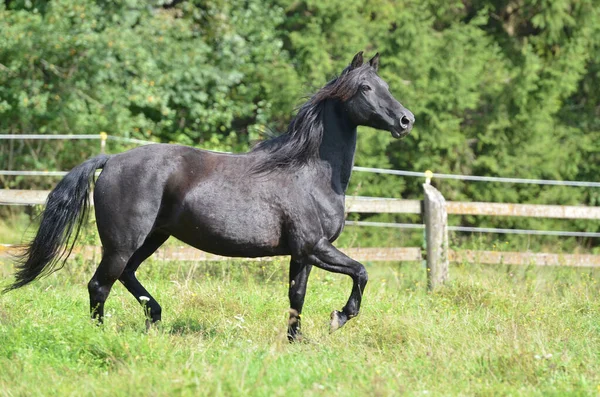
[361,84,372,92]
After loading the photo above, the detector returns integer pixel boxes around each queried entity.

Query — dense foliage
[1,0,599,242]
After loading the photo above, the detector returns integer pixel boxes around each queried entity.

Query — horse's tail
[4,155,111,292]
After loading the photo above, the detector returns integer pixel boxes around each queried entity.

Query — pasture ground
[0,254,599,396]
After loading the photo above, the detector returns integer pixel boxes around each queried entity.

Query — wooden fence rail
[446,201,600,219]
[4,190,598,219]
[1,187,599,289]
[2,245,599,267]
[0,245,424,263]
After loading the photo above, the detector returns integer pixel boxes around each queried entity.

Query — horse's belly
[168,204,288,258]
[173,227,288,257]
[178,236,289,258]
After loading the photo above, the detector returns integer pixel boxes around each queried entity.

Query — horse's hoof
[287,332,305,343]
[330,310,347,333]
[146,319,161,332]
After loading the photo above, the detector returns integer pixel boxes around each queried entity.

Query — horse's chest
[314,197,346,242]
[324,217,345,242]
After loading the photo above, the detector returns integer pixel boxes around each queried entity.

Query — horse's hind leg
[118,232,169,328]
[288,259,312,342]
[88,249,131,322]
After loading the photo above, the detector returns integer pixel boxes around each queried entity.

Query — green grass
[1,256,599,396]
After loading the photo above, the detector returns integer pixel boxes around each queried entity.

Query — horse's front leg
[287,259,313,342]
[309,238,368,332]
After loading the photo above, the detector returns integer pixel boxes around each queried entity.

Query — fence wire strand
[346,221,600,238]
[352,166,600,188]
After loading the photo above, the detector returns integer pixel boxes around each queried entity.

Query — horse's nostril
[400,115,411,129]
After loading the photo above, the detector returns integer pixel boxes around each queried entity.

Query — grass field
[1,253,599,396]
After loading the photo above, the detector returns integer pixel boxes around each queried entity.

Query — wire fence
[0,171,68,176]
[352,166,600,188]
[2,133,599,187]
[0,133,155,145]
[346,221,600,238]
[2,133,599,239]
[0,134,101,140]
[4,166,600,189]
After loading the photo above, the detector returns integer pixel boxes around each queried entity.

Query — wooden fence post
[423,183,449,289]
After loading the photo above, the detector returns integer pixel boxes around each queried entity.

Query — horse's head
[333,52,414,139]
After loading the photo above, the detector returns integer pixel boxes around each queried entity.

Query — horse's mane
[249,63,372,174]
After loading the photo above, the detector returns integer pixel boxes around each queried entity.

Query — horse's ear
[349,51,364,69]
[369,53,380,71]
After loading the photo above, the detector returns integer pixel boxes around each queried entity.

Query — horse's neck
[319,100,357,194]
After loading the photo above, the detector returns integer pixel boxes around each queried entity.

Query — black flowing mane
[250,64,372,174]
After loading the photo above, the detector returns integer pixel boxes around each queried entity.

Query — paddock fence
[1,133,600,289]
[2,186,599,289]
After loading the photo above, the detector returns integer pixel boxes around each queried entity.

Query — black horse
[5,52,414,341]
